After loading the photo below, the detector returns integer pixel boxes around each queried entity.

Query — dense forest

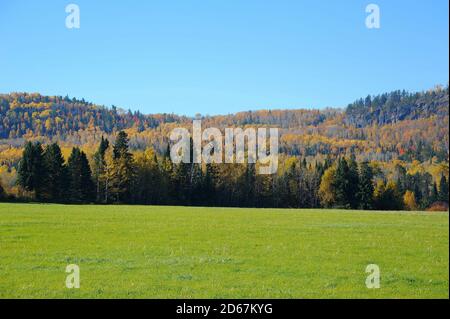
[0,85,449,210]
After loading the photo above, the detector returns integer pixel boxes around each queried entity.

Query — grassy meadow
[0,203,448,298]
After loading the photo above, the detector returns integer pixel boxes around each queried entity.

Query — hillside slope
[0,86,448,163]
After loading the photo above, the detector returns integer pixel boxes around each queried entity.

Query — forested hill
[1,86,448,139]
[0,93,188,139]
[345,86,449,127]
[0,86,449,163]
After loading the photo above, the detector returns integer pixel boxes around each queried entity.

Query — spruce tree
[43,143,68,202]
[357,161,374,209]
[111,131,135,203]
[67,147,95,203]
[17,142,46,200]
[347,155,360,209]
[333,157,351,208]
[93,136,110,202]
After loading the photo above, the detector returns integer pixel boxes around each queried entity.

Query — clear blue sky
[0,0,448,115]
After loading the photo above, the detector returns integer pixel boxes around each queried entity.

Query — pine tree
[111,131,135,203]
[93,136,109,202]
[347,155,360,208]
[333,158,351,208]
[67,147,95,203]
[357,161,374,210]
[17,142,46,200]
[43,143,68,202]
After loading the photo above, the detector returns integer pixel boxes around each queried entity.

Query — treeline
[345,85,449,127]
[4,131,448,210]
[319,156,449,210]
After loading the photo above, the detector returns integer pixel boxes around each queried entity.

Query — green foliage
[17,142,46,199]
[43,143,68,201]
[110,131,135,203]
[374,181,404,210]
[67,147,95,203]
[357,162,374,210]
[438,175,449,203]
[92,136,109,203]
[346,86,449,127]
[333,157,360,209]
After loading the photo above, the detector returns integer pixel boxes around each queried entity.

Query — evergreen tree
[357,161,374,209]
[113,131,130,159]
[43,143,68,202]
[431,182,439,203]
[67,147,95,203]
[111,131,135,203]
[17,142,46,200]
[347,155,360,208]
[438,175,449,203]
[333,158,351,208]
[374,181,404,210]
[93,136,110,202]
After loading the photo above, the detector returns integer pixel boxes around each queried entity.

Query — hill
[0,86,448,163]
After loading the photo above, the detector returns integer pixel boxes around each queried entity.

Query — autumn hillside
[0,86,448,164]
[0,86,448,209]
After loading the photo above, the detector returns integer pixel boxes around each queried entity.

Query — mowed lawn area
[0,203,448,298]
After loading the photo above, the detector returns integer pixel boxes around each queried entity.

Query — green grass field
[0,203,448,299]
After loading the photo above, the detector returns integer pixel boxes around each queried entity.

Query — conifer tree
[357,161,374,210]
[333,158,351,208]
[17,142,46,200]
[43,143,68,202]
[67,147,95,203]
[111,131,135,203]
[347,155,360,209]
[431,182,439,203]
[93,136,110,202]
[438,175,449,203]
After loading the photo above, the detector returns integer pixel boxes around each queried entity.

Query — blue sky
[0,0,448,115]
